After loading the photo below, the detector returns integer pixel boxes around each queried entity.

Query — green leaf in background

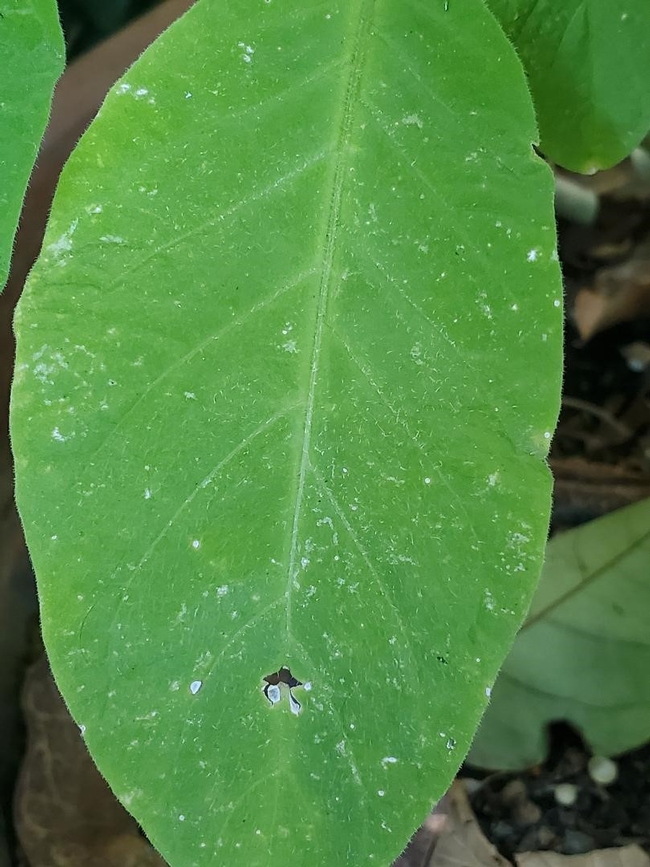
[11,0,562,864]
[0,0,64,290]
[486,0,650,173]
[470,497,650,771]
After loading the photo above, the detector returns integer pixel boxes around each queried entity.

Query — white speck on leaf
[51,427,67,442]
[190,681,202,695]
[485,686,492,697]
[216,585,229,597]
[191,539,201,549]
[554,299,561,307]
[527,249,538,262]
[381,757,398,767]
[144,488,152,500]
[424,477,432,485]
[378,790,385,797]
[184,391,196,399]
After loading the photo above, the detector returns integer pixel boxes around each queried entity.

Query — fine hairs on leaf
[11,1,562,865]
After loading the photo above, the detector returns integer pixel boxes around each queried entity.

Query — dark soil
[466,725,650,860]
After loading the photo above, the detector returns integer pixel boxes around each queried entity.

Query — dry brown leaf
[573,242,650,341]
[516,844,650,867]
[14,655,168,867]
[427,781,511,867]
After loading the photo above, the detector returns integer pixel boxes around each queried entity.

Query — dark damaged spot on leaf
[263,666,308,714]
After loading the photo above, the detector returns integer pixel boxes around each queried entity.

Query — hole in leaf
[262,666,305,712]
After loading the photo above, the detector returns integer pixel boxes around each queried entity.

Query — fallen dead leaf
[14,655,168,867]
[516,844,650,867]
[427,781,511,867]
[572,240,650,341]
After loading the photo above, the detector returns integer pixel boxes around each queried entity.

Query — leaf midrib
[284,0,377,640]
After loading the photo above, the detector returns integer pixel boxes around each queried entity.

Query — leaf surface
[11,1,562,864]
[487,0,650,172]
[470,498,650,770]
[0,0,64,289]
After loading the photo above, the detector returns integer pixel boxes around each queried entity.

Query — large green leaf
[0,0,64,289]
[11,0,562,864]
[470,498,650,771]
[487,0,650,172]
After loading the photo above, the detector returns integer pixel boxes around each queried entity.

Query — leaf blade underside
[470,497,650,770]
[487,0,650,172]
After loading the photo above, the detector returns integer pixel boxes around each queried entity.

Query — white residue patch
[47,218,78,261]
[527,249,539,262]
[116,82,132,94]
[134,87,149,97]
[238,42,255,62]
[216,585,229,597]
[303,681,312,691]
[282,340,298,353]
[402,114,423,128]
[487,471,499,487]
[266,684,281,705]
[99,235,125,244]
[381,756,398,767]
[288,691,301,716]
[78,724,86,735]
[335,740,361,785]
[184,391,196,399]
[51,427,68,442]
[170,680,180,691]
[144,488,152,500]
[484,590,495,611]
[190,680,203,695]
